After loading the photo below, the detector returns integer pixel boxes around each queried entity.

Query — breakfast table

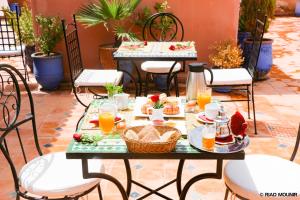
[113,41,198,96]
[66,98,247,200]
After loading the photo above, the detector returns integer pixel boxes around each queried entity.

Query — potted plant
[209,40,244,93]
[31,16,64,90]
[239,0,276,80]
[2,5,35,72]
[19,5,35,72]
[105,83,123,99]
[76,0,141,86]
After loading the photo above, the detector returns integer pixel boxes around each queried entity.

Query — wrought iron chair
[223,124,300,199]
[141,12,185,97]
[0,64,105,200]
[62,15,123,108]
[0,9,28,81]
[200,16,267,135]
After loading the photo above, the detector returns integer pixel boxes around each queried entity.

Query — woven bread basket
[121,125,181,153]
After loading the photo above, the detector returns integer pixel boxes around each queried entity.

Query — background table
[113,42,198,96]
[66,99,245,200]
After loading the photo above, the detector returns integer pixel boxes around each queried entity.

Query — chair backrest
[290,124,300,161]
[0,64,42,193]
[247,16,267,78]
[62,15,84,83]
[142,12,184,42]
[0,10,22,53]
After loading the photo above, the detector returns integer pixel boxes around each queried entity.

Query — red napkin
[230,111,247,139]
[215,134,234,144]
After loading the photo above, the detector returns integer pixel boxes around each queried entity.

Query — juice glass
[202,123,216,151]
[99,103,117,134]
[197,89,212,110]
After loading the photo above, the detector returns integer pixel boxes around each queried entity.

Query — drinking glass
[197,88,212,111]
[202,123,216,151]
[99,103,117,134]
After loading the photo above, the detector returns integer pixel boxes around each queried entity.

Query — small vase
[149,108,164,122]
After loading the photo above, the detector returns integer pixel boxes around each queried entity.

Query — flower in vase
[150,94,164,109]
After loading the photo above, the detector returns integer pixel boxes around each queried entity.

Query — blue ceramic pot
[213,87,232,93]
[296,0,300,16]
[9,3,21,15]
[237,32,251,49]
[32,53,64,90]
[243,38,273,80]
[118,60,133,87]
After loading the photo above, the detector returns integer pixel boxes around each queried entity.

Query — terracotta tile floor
[0,17,300,200]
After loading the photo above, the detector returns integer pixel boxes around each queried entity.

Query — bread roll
[138,125,160,140]
[160,130,178,142]
[125,130,139,140]
[140,132,161,142]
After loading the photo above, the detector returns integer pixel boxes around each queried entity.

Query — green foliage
[76,0,141,42]
[35,16,63,56]
[239,0,276,34]
[135,0,169,29]
[2,5,35,46]
[135,0,173,40]
[105,83,123,97]
[19,5,35,46]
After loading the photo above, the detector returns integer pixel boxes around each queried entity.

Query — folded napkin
[230,111,247,139]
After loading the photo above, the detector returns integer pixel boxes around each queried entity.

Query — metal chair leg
[251,83,258,135]
[224,188,229,200]
[144,72,150,97]
[97,184,103,200]
[247,86,250,119]
[174,74,179,97]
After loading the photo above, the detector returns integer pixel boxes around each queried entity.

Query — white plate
[195,112,215,124]
[188,126,250,153]
[133,97,185,118]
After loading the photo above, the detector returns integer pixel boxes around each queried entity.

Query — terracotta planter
[98,43,117,69]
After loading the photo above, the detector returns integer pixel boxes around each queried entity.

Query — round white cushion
[19,152,104,198]
[224,154,300,199]
[141,61,181,73]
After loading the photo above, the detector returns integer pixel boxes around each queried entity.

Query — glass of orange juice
[99,103,117,134]
[202,123,216,151]
[197,89,212,111]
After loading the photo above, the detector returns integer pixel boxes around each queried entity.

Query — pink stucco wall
[30,0,240,80]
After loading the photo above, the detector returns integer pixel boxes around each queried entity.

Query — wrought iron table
[113,41,198,96]
[66,99,245,200]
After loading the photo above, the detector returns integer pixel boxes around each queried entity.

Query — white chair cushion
[224,154,300,200]
[204,68,252,86]
[19,152,104,198]
[141,61,181,73]
[0,45,23,57]
[75,69,123,87]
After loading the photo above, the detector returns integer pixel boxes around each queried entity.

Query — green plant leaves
[35,16,63,55]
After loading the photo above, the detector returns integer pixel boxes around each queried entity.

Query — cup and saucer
[196,102,220,124]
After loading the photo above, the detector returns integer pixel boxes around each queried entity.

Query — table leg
[176,159,185,195]
[124,159,132,196]
[82,159,128,200]
[131,60,143,96]
[179,159,223,200]
[117,60,139,97]
[166,61,178,96]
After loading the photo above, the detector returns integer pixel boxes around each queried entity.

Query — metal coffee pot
[186,63,214,101]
